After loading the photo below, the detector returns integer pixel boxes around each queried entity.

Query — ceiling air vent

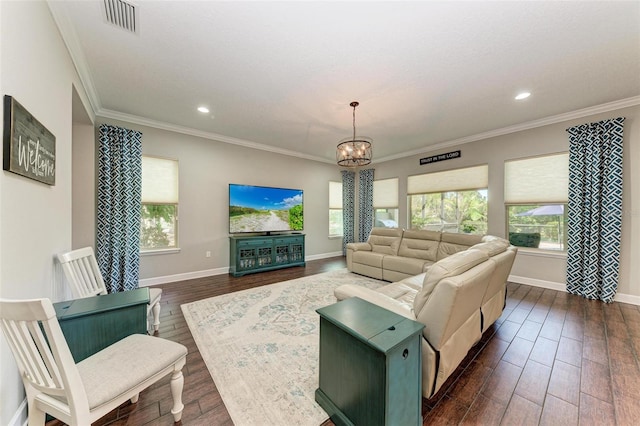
[102,0,139,34]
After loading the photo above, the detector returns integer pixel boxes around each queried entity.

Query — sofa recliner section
[337,228,517,399]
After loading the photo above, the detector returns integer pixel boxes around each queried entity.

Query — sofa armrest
[346,242,372,252]
[334,285,417,321]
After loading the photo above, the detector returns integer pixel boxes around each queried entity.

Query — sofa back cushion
[413,249,489,316]
[436,232,484,260]
[367,227,403,255]
[397,229,441,261]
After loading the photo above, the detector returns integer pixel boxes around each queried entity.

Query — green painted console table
[53,288,149,362]
[316,297,425,426]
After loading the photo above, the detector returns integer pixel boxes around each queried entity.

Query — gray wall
[0,1,92,424]
[87,118,345,281]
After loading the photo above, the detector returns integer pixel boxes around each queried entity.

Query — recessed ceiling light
[515,92,531,100]
[197,106,210,113]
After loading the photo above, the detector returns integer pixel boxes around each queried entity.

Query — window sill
[328,235,344,240]
[515,248,566,259]
[140,248,181,256]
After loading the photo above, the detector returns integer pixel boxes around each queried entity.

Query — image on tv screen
[229,184,303,233]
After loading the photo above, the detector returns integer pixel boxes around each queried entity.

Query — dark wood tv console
[229,234,305,277]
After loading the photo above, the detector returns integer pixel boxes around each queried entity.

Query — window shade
[329,181,342,209]
[504,153,568,203]
[407,164,488,195]
[373,178,398,208]
[142,156,179,203]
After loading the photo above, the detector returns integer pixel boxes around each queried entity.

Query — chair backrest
[57,247,108,298]
[0,298,90,417]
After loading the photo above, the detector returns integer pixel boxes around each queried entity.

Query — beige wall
[0,1,91,424]
[374,104,640,302]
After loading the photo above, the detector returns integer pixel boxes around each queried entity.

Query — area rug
[181,268,385,426]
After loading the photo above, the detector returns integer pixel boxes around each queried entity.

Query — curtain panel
[358,169,375,242]
[97,124,143,293]
[341,170,355,255]
[566,117,624,303]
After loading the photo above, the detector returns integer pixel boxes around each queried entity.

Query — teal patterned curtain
[341,170,355,255]
[97,124,142,293]
[566,117,624,303]
[358,169,375,242]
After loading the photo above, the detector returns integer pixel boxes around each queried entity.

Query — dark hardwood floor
[47,257,640,425]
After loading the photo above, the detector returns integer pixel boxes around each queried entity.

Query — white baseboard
[305,251,343,261]
[138,252,345,286]
[508,275,640,306]
[139,266,229,287]
[9,398,27,426]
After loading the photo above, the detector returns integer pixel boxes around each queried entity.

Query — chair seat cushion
[76,334,186,410]
[149,287,162,305]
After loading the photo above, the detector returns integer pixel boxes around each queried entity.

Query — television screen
[229,184,303,234]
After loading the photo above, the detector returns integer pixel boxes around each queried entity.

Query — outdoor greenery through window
[504,153,568,251]
[329,181,343,237]
[141,156,179,251]
[409,190,488,234]
[407,165,488,234]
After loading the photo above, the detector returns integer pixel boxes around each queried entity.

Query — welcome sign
[3,95,56,185]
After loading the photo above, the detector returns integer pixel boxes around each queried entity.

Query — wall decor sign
[420,150,461,165]
[3,95,56,185]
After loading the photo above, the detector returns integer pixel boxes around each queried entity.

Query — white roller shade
[407,165,488,195]
[373,178,398,208]
[329,181,342,209]
[505,153,568,203]
[142,156,179,203]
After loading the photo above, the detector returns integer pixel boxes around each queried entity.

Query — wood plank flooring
[46,257,639,425]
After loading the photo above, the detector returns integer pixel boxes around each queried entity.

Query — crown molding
[96,108,335,165]
[47,1,102,117]
[376,95,640,164]
[49,3,639,166]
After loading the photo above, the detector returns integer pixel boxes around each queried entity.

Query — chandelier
[336,101,372,167]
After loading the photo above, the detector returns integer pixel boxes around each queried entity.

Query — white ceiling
[50,1,640,164]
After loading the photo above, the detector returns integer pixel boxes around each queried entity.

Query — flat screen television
[229,184,303,234]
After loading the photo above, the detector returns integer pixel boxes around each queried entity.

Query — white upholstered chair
[0,298,187,425]
[57,247,162,332]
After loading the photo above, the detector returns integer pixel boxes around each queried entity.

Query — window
[408,165,488,234]
[373,178,399,228]
[329,181,343,237]
[505,153,568,250]
[141,156,179,251]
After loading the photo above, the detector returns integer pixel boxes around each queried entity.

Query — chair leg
[130,393,140,403]
[152,301,161,331]
[27,404,45,426]
[169,367,185,423]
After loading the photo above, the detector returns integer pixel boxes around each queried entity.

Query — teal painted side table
[316,297,425,426]
[53,288,149,362]
[229,234,305,276]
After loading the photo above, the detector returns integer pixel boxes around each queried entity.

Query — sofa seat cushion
[352,251,386,268]
[383,255,432,276]
[398,273,427,290]
[375,282,419,309]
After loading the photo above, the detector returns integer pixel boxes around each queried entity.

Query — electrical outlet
[206,251,211,258]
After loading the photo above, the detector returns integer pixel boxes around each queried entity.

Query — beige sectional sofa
[337,229,517,398]
[346,227,486,282]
